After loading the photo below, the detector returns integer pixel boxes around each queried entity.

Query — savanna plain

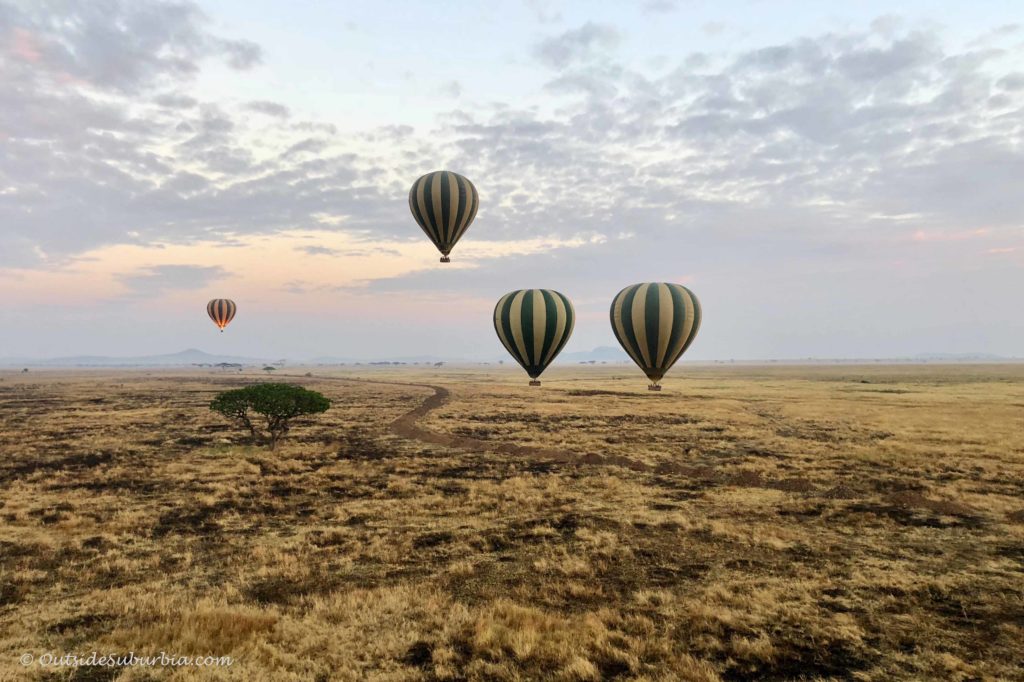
[1,364,1022,681]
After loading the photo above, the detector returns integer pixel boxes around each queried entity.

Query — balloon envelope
[207,299,237,332]
[494,289,574,383]
[610,283,701,387]
[408,170,479,262]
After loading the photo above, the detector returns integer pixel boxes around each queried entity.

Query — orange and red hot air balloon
[207,299,237,332]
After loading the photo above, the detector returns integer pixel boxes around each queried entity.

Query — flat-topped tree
[210,383,330,450]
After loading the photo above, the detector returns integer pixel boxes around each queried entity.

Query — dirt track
[283,373,652,470]
[293,374,827,490]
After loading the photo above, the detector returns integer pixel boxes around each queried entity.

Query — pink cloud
[10,28,43,63]
[912,228,992,242]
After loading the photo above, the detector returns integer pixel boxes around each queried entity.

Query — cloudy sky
[1,0,1022,361]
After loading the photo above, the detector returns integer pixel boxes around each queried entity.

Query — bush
[210,383,330,450]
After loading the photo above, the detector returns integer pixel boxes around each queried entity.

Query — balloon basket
[529,380,541,387]
[440,255,451,263]
[648,384,661,391]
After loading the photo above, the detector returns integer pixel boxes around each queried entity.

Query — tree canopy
[210,383,330,450]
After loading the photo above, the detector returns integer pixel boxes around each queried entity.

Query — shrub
[210,383,330,450]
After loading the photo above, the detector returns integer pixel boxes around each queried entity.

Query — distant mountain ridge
[0,348,268,367]
[912,352,1008,361]
[307,355,446,365]
[1,347,1018,368]
[559,346,630,363]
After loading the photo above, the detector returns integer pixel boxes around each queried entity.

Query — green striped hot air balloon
[610,283,701,391]
[494,289,575,386]
[207,299,237,333]
[409,170,479,263]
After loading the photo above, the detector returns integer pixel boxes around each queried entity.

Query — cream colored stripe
[542,292,567,366]
[509,290,529,366]
[430,173,444,245]
[631,283,652,367]
[612,289,646,369]
[494,293,515,356]
[655,283,673,367]
[664,286,696,369]
[415,178,436,242]
[563,294,575,338]
[454,177,472,240]
[453,178,476,244]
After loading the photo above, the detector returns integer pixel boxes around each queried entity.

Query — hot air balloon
[610,283,701,391]
[408,170,479,262]
[207,299,237,333]
[494,289,574,386]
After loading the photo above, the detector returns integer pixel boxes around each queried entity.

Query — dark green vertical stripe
[411,178,437,246]
[644,283,660,370]
[505,292,528,366]
[662,287,701,371]
[609,291,624,352]
[679,287,701,356]
[618,285,641,369]
[408,186,421,230]
[521,290,536,368]
[666,284,687,368]
[551,291,574,360]
[539,290,557,364]
[422,172,438,244]
[438,171,452,245]
[451,174,467,243]
[500,295,523,368]
[466,179,478,231]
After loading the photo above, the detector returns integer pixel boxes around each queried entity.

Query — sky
[1,0,1022,361]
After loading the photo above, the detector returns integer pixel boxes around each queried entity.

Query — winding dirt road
[277,373,828,491]
[286,374,653,471]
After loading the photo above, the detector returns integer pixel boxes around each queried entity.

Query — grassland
[1,363,1022,681]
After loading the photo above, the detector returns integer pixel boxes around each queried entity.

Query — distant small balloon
[408,170,479,263]
[207,299,237,333]
[494,289,574,386]
[610,283,701,390]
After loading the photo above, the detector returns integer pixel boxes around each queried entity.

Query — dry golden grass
[1,363,1022,680]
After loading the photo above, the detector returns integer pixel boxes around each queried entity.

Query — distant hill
[559,346,630,363]
[0,348,269,367]
[912,353,1010,361]
[307,355,446,365]
[2,347,1018,368]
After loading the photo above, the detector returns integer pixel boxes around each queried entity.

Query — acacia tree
[210,383,330,450]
